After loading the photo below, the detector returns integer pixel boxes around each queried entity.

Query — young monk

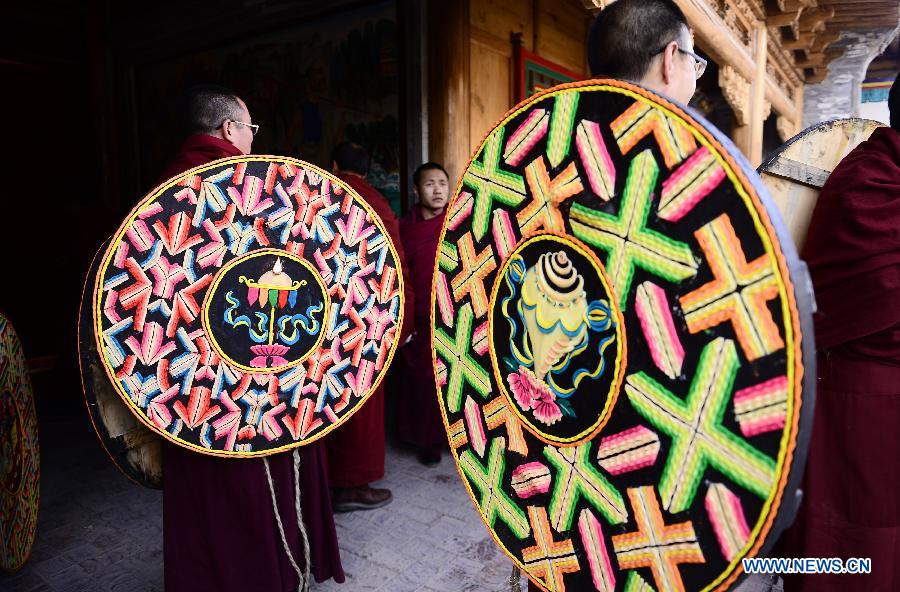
[397,162,450,465]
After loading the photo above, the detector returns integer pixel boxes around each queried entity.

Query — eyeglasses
[219,119,260,136]
[652,43,707,79]
[230,120,259,135]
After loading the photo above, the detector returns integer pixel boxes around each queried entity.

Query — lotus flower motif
[250,344,290,367]
[507,367,562,426]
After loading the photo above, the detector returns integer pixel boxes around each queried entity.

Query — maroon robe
[160,134,344,590]
[324,173,414,487]
[779,127,900,591]
[396,205,447,448]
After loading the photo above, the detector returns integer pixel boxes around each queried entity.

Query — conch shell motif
[520,251,589,381]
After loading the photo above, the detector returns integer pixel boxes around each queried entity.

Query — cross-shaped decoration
[434,303,492,413]
[544,443,627,531]
[570,149,697,308]
[482,396,529,456]
[612,486,705,592]
[521,506,581,591]
[679,214,783,361]
[518,156,584,237]
[459,437,531,539]
[611,101,697,169]
[625,337,776,513]
[463,129,527,240]
[450,232,497,318]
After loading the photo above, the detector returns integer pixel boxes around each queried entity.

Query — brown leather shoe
[332,485,393,513]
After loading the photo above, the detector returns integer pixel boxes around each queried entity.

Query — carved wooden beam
[776,114,796,142]
[820,46,846,66]
[797,45,842,69]
[798,6,835,32]
[719,65,752,125]
[796,52,826,68]
[810,30,841,53]
[767,9,801,28]
[781,36,814,50]
[775,0,816,10]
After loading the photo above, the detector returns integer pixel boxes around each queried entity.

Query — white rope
[293,449,312,591]
[263,449,311,592]
[507,565,523,592]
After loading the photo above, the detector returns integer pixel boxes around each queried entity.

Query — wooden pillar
[748,25,768,166]
[794,82,805,132]
[398,0,426,214]
[426,0,470,188]
[731,123,752,156]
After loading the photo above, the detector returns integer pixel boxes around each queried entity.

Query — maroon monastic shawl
[323,173,414,487]
[160,134,344,590]
[802,127,900,356]
[396,206,447,448]
[779,127,900,591]
[158,134,243,182]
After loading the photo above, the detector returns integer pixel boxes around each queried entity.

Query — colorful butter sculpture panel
[80,243,162,488]
[91,157,404,457]
[433,80,815,592]
[0,315,40,572]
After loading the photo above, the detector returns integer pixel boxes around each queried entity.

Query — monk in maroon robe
[397,163,450,465]
[779,76,900,591]
[325,142,414,511]
[160,85,343,591]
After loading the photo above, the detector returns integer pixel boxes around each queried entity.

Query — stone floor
[0,375,781,592]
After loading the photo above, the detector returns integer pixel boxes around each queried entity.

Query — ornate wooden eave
[768,0,900,83]
[677,0,803,156]
[579,0,897,160]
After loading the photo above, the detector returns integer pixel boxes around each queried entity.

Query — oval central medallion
[203,249,329,373]
[489,233,625,445]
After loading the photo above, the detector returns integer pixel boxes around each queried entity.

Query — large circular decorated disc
[433,80,814,591]
[0,315,40,572]
[93,157,404,457]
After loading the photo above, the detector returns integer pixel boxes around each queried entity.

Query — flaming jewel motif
[224,257,324,367]
[502,250,616,425]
